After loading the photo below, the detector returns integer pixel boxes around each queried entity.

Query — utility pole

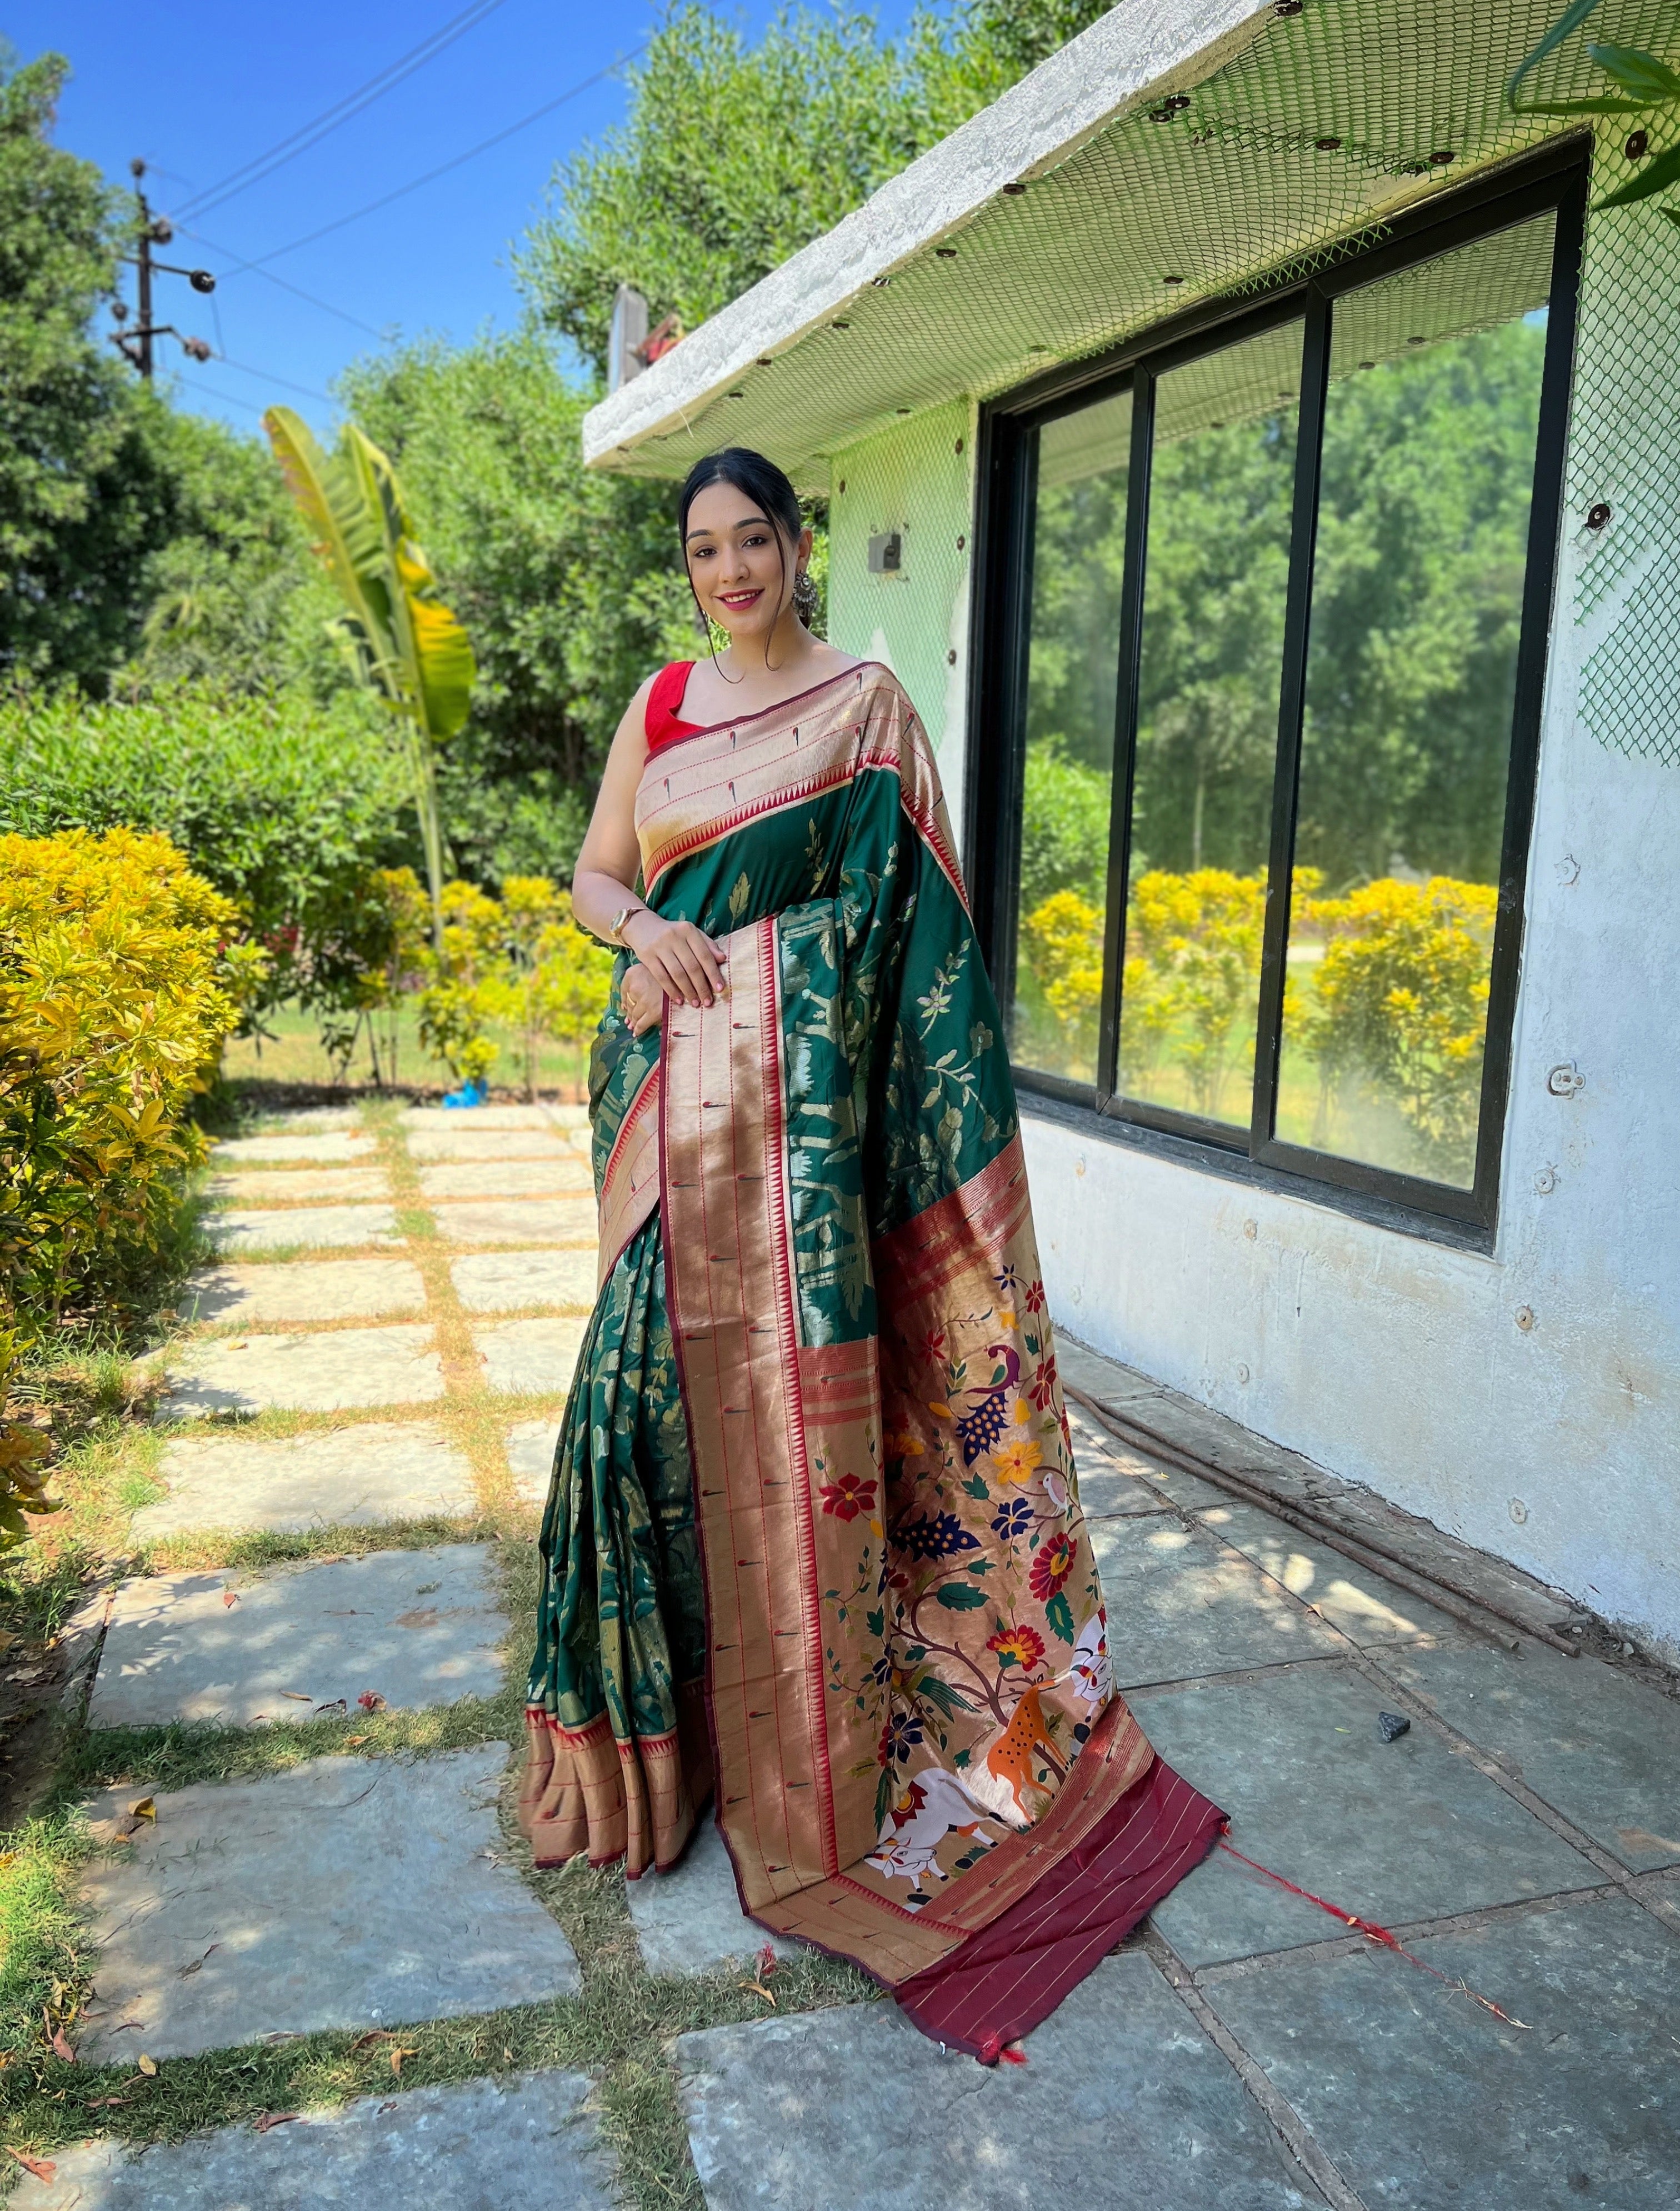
[112,159,217,378]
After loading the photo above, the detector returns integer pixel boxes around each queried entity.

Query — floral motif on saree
[523,663,1221,2055]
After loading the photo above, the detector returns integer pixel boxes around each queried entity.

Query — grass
[0,1078,877,2207]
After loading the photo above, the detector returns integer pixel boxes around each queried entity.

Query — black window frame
[966,138,1589,1245]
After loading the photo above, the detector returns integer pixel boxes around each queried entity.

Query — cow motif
[865,1769,998,1894]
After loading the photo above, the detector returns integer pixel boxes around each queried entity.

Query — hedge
[0,827,259,1342]
[0,686,412,1017]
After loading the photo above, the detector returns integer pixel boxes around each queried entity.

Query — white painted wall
[829,188,1680,1662]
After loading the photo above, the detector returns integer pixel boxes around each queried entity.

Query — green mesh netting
[607,1,1680,765]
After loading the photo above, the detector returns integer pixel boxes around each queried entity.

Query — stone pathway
[47,1099,1680,2208]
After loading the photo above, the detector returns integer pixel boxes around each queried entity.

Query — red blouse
[645,659,704,753]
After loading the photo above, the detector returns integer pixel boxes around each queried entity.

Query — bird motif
[946,1343,1022,1467]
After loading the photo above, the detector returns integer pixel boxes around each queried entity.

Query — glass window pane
[1011,387,1131,1084]
[1276,214,1557,1187]
[1118,322,1301,1124]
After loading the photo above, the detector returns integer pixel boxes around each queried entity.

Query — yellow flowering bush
[1018,860,1497,1178]
[0,828,262,1341]
[1018,891,1104,1071]
[501,878,615,1101]
[1296,876,1498,1180]
[1124,869,1267,1119]
[379,869,616,1096]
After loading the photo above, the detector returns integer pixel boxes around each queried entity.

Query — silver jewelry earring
[793,566,818,621]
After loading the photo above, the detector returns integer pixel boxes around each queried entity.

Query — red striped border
[758,915,841,1880]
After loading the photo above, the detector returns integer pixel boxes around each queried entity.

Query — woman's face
[684,481,810,643]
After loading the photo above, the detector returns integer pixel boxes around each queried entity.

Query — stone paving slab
[627,1818,798,1977]
[211,1203,402,1255]
[181,1259,427,1326]
[505,1418,560,1505]
[1068,1404,1229,1512]
[7,2071,613,2211]
[1067,1407,1182,1519]
[1087,1514,1346,1687]
[133,1424,477,1537]
[402,1104,584,1129]
[418,1158,594,1200]
[1384,1639,1680,1872]
[429,1198,597,1246]
[408,1127,588,1163]
[262,1108,363,1131]
[1204,1894,1680,2208]
[158,1324,444,1417]
[677,1953,1313,2210]
[211,1130,376,1164]
[452,1249,597,1313]
[1137,1664,1608,1969]
[209,1167,389,1204]
[474,1317,588,1396]
[77,1747,579,2061]
[87,1546,506,1728]
[1197,1497,1461,1646]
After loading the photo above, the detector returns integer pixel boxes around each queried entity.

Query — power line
[217,46,644,278]
[173,0,509,221]
[210,351,337,406]
[176,222,387,339]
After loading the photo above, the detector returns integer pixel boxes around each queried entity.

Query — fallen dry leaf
[253,2112,299,2134]
[350,2029,397,2054]
[313,1698,348,1717]
[357,1690,387,1712]
[222,1591,239,1609]
[738,1978,777,2008]
[86,2095,131,2110]
[3,2148,55,2183]
[137,2052,158,2077]
[389,2046,418,2076]
[345,1733,369,1747]
[46,2021,76,2064]
[279,1690,312,1703]
[128,1797,156,1823]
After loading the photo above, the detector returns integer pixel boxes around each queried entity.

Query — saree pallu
[522,663,1222,2055]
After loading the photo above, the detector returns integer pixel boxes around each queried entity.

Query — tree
[264,407,477,943]
[336,332,691,883]
[517,1,1116,371]
[0,53,163,683]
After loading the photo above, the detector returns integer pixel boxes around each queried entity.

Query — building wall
[826,398,977,833]
[831,185,1680,1662]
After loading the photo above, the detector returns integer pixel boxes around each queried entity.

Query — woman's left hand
[619,962,666,1038]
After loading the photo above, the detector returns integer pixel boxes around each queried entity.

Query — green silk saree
[521,663,1220,2055]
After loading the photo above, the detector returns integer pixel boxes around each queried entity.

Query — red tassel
[1216,1835,1529,2030]
[975,2032,1028,2067]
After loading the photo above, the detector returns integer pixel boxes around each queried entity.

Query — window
[973,150,1584,1233]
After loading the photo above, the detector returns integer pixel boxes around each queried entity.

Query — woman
[521,447,1221,2059]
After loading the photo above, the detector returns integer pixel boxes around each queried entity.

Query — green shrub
[0,827,261,1341]
[0,684,411,1018]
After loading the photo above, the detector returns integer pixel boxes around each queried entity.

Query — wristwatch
[609,904,638,947]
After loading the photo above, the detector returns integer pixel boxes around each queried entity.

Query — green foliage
[118,408,335,698]
[1510,4,1680,218]
[1295,875,1498,1180]
[0,53,163,684]
[517,0,1114,371]
[0,1332,58,1555]
[0,686,412,1018]
[337,332,691,866]
[1018,739,1111,911]
[0,828,258,1343]
[392,869,616,1092]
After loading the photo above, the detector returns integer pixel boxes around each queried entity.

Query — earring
[793,566,818,621]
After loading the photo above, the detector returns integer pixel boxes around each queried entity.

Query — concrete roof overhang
[581,0,1601,489]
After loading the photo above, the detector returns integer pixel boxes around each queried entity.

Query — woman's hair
[677,447,806,671]
[677,446,802,552]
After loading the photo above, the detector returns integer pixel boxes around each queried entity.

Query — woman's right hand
[621,910,727,1008]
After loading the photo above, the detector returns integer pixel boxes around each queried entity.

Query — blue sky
[11,1,917,439]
